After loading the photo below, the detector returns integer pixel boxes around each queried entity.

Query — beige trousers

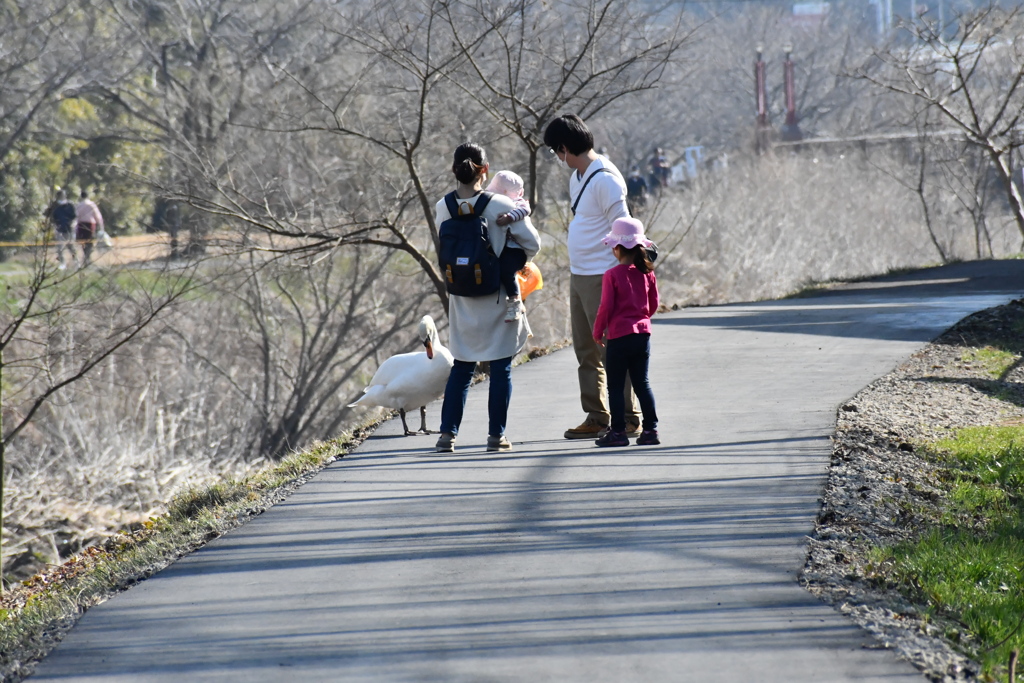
[569,273,640,426]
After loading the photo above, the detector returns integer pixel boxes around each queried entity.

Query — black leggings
[499,247,527,300]
[606,333,658,432]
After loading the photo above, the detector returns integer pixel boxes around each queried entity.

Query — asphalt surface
[33,261,1024,682]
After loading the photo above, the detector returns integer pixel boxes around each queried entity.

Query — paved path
[33,261,1024,682]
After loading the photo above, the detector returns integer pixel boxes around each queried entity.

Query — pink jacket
[593,263,659,341]
[76,199,104,228]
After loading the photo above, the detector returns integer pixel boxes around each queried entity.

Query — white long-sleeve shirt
[566,156,629,276]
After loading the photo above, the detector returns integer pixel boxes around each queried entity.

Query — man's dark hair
[543,114,594,156]
[452,142,488,185]
[80,190,89,199]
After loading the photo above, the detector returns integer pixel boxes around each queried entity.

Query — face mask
[555,154,568,170]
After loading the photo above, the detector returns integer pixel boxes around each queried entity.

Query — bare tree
[0,237,205,586]
[934,139,996,258]
[0,1,90,164]
[212,248,432,457]
[93,0,320,255]
[862,110,954,262]
[142,0,694,317]
[0,1,144,247]
[855,3,1024,243]
[441,0,693,211]
[598,4,888,165]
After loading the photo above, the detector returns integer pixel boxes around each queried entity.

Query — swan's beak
[424,339,434,359]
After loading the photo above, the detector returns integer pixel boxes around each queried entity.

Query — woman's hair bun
[453,143,487,184]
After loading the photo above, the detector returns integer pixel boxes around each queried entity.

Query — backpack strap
[474,192,492,215]
[444,191,493,217]
[571,167,613,215]
[444,191,460,219]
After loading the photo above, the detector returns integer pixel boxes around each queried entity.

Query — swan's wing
[363,351,422,388]
[368,356,451,410]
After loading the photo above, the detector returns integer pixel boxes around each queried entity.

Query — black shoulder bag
[571,167,614,215]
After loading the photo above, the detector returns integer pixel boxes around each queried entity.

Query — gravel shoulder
[801,299,1024,682]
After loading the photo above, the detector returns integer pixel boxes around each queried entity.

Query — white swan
[348,315,454,435]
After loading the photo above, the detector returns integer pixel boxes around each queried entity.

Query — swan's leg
[418,406,432,434]
[399,408,415,436]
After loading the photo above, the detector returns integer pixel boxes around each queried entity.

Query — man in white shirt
[544,114,641,439]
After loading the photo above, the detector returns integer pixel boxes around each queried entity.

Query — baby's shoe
[504,298,524,323]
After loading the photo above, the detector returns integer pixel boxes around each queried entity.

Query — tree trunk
[991,151,1024,245]
[527,145,542,216]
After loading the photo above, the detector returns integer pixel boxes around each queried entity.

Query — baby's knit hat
[486,170,525,201]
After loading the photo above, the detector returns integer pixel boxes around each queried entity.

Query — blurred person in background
[626,165,649,217]
[648,147,669,190]
[75,189,104,267]
[45,188,78,270]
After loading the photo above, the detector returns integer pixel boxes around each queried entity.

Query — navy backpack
[438,191,501,297]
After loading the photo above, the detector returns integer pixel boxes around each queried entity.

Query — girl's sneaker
[504,298,524,323]
[595,430,629,447]
[636,429,660,445]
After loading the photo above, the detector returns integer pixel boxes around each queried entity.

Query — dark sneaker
[625,420,642,438]
[595,430,629,447]
[435,432,455,453]
[486,434,512,451]
[636,429,660,446]
[565,419,608,440]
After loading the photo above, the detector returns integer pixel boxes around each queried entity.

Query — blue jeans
[439,356,513,437]
[606,333,658,432]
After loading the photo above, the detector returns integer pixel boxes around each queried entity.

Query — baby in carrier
[486,170,533,322]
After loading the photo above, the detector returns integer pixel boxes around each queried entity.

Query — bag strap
[445,191,493,219]
[474,192,492,216]
[444,191,460,219]
[571,167,613,215]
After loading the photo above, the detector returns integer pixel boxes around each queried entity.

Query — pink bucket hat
[485,170,525,200]
[602,217,652,249]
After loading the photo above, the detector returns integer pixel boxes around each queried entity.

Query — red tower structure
[781,44,803,142]
[754,46,772,154]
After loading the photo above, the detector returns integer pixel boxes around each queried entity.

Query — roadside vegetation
[877,425,1024,678]
[872,308,1024,680]
[0,428,373,682]
[805,298,1024,682]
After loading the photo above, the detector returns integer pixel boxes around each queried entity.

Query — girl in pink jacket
[592,217,660,447]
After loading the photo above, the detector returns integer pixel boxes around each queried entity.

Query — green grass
[961,347,1019,379]
[0,261,28,278]
[876,425,1024,677]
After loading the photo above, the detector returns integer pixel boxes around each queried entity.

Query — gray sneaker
[486,434,511,451]
[435,432,455,453]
